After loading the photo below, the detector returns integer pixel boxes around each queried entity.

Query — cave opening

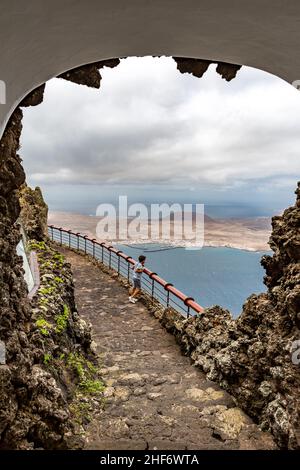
[0,54,299,450]
[17,55,300,316]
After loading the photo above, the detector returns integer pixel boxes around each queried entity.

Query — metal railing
[48,225,204,317]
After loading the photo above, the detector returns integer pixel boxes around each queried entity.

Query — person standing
[129,255,146,303]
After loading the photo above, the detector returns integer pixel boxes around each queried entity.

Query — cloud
[21,56,300,195]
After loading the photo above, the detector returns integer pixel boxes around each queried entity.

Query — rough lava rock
[58,58,120,88]
[0,63,104,449]
[19,184,49,241]
[173,57,242,81]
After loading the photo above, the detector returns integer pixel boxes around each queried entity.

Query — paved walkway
[60,248,275,450]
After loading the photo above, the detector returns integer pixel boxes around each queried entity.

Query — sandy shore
[48,211,272,252]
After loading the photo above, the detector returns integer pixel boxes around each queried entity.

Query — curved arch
[1,0,300,138]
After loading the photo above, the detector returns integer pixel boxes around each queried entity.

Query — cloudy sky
[21,56,300,217]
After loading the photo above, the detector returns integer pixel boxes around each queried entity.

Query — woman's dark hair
[138,255,146,262]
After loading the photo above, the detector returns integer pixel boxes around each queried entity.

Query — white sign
[0,340,6,364]
[0,80,6,104]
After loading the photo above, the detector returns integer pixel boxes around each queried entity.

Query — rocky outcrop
[19,184,48,241]
[0,101,100,448]
[0,105,28,447]
[19,84,45,108]
[1,238,100,449]
[173,57,242,81]
[58,59,120,88]
[142,184,300,449]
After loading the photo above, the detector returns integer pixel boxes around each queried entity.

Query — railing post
[92,239,96,258]
[59,228,62,246]
[75,233,80,250]
[109,250,111,269]
[149,273,157,304]
[164,283,173,308]
[68,230,71,248]
[116,251,123,276]
[101,245,104,263]
[184,297,194,319]
[50,225,54,241]
[84,235,87,254]
[151,279,155,302]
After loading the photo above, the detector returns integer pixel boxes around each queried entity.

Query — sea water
[116,244,271,318]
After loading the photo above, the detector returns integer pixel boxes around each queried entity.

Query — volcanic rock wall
[0,104,95,449]
[0,104,28,447]
[19,184,49,241]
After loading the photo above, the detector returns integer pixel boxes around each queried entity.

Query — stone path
[60,248,275,450]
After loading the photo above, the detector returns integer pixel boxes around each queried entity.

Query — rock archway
[1,0,300,138]
[0,55,299,449]
[0,1,300,448]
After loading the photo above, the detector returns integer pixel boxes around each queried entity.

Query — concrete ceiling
[1,0,300,139]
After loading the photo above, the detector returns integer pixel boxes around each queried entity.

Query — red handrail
[48,225,204,315]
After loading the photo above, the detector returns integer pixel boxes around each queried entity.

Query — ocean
[116,244,271,318]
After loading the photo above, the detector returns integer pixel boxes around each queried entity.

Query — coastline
[117,239,270,253]
[48,210,272,253]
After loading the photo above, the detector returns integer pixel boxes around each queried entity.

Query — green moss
[86,360,97,375]
[67,353,85,379]
[79,379,104,394]
[41,260,52,269]
[39,297,49,306]
[67,353,103,396]
[55,304,70,333]
[53,253,65,265]
[36,317,52,336]
[69,401,93,425]
[39,286,55,296]
[28,240,47,251]
[54,276,64,284]
[43,353,52,365]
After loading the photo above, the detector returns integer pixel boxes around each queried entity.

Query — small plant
[55,304,70,333]
[67,353,85,379]
[39,297,49,306]
[36,318,52,336]
[67,353,104,396]
[39,286,55,296]
[28,240,47,251]
[41,260,52,269]
[79,378,104,394]
[53,253,65,265]
[69,401,93,425]
[43,353,52,365]
[86,360,97,375]
[54,276,64,284]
